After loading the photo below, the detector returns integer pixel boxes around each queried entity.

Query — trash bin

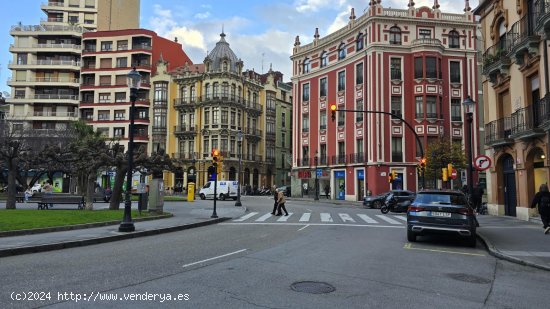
[187,182,195,202]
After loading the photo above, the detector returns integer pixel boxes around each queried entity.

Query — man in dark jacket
[472,184,484,213]
[531,183,550,234]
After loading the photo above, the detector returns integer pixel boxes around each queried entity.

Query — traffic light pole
[334,108,425,189]
[211,163,218,218]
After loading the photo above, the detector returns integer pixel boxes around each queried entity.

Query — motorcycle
[380,195,412,214]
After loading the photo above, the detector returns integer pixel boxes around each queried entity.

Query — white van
[199,181,239,200]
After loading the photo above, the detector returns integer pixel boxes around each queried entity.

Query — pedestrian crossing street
[228,212,408,226]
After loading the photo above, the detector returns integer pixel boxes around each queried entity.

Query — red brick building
[290,1,479,201]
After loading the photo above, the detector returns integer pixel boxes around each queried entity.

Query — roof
[205,31,240,72]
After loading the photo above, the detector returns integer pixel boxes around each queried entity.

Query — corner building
[475,0,550,220]
[290,1,479,201]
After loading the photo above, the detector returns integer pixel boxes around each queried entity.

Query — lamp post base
[118,222,135,232]
[235,201,242,206]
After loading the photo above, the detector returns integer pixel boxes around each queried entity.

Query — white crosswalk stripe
[395,215,407,221]
[320,213,333,222]
[233,212,258,222]
[375,215,401,225]
[357,214,378,224]
[299,213,311,222]
[338,213,355,223]
[277,213,293,222]
[255,213,273,222]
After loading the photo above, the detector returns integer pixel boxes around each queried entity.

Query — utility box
[148,178,164,214]
[187,182,195,202]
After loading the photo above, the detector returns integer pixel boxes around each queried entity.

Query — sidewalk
[0,201,246,258]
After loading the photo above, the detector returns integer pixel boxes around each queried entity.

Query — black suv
[406,190,477,247]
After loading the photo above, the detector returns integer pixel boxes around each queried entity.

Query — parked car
[31,183,42,193]
[406,190,477,247]
[364,190,415,208]
[277,186,290,197]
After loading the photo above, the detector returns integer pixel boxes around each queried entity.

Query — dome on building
[205,31,241,73]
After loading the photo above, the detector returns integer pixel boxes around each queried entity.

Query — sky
[0,0,479,94]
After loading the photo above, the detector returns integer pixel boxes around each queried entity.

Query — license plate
[431,211,451,217]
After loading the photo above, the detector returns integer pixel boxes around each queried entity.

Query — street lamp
[463,95,475,201]
[314,150,319,201]
[235,130,243,206]
[119,67,141,232]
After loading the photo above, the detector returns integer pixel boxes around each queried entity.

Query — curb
[0,217,230,258]
[477,233,550,272]
[0,214,174,237]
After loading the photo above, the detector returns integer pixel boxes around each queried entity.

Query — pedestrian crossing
[229,212,408,226]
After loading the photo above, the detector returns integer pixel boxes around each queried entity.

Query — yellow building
[475,0,546,220]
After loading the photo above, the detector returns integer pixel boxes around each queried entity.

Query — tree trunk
[109,168,126,210]
[5,159,17,209]
[85,173,95,210]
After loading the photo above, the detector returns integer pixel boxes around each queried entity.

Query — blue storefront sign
[334,171,345,178]
[357,170,364,180]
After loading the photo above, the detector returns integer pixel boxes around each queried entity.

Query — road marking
[376,215,401,225]
[500,250,550,257]
[395,215,407,221]
[182,249,248,268]
[357,214,378,224]
[277,213,293,222]
[403,243,485,256]
[233,212,258,222]
[297,224,309,231]
[320,213,333,222]
[255,213,273,222]
[338,213,355,223]
[221,222,404,228]
[299,213,311,222]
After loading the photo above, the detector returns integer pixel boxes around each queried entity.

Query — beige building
[6,0,139,132]
[475,0,546,220]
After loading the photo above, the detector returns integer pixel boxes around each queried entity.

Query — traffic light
[442,168,448,181]
[388,175,393,183]
[330,104,337,122]
[420,157,426,169]
[447,163,453,177]
[391,170,397,180]
[212,148,220,165]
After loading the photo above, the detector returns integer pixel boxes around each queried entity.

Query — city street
[1,196,548,308]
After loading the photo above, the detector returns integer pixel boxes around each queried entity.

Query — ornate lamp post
[119,67,141,232]
[314,150,319,201]
[463,96,475,200]
[235,130,243,206]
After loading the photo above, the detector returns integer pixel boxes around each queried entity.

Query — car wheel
[467,233,477,247]
[380,205,390,214]
[373,201,382,209]
[407,229,417,242]
[220,194,226,201]
[200,194,206,200]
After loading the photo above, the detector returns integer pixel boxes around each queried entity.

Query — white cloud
[295,0,347,13]
[194,12,211,19]
[327,7,351,34]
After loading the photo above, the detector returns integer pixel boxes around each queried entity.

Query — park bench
[37,195,84,210]
[16,192,43,203]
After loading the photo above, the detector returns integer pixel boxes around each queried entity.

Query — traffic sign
[450,168,458,180]
[316,169,322,177]
[474,155,492,171]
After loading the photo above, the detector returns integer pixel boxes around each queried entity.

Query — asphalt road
[1,196,548,308]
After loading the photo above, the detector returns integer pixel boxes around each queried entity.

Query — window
[282,133,286,148]
[448,30,460,48]
[414,58,423,79]
[426,57,437,78]
[356,139,364,156]
[116,57,127,68]
[117,40,128,50]
[114,110,125,120]
[221,109,228,124]
[98,111,109,120]
[213,82,219,98]
[282,112,286,128]
[302,83,310,101]
[320,144,327,164]
[415,96,424,118]
[391,97,402,118]
[154,82,168,106]
[450,61,461,83]
[391,58,401,80]
[338,142,345,158]
[318,77,327,97]
[356,33,364,51]
[320,111,327,129]
[99,93,110,103]
[338,43,346,60]
[426,96,437,118]
[212,107,219,124]
[337,110,345,126]
[115,92,126,102]
[100,58,112,69]
[114,128,125,137]
[101,41,113,51]
[190,86,196,102]
[338,71,345,91]
[205,84,211,100]
[356,62,363,85]
[392,137,403,162]
[302,116,309,132]
[451,99,462,121]
[222,83,228,98]
[204,109,210,125]
[389,26,401,45]
[17,54,27,65]
[303,58,311,73]
[356,100,364,122]
[320,51,328,67]
[419,29,432,39]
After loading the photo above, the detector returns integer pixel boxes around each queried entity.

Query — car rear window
[415,193,467,205]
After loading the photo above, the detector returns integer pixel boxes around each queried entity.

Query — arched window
[231,84,236,100]
[303,58,311,73]
[205,83,211,100]
[498,21,507,51]
[222,82,229,98]
[223,61,228,71]
[320,51,328,67]
[389,26,401,45]
[190,86,196,102]
[338,43,346,60]
[356,32,364,51]
[179,86,187,101]
[213,82,219,98]
[448,30,460,48]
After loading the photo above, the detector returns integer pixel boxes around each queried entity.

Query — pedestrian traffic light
[212,148,220,165]
[442,168,448,181]
[330,104,337,122]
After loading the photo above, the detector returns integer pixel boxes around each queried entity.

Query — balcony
[510,102,545,140]
[482,40,512,82]
[507,14,540,65]
[34,94,79,101]
[243,127,262,137]
[152,126,167,134]
[485,117,513,147]
[349,153,365,164]
[10,24,89,35]
[174,125,197,135]
[172,152,199,160]
[390,67,402,80]
[331,155,347,165]
[7,77,79,87]
[132,44,152,51]
[411,38,444,51]
[535,0,550,37]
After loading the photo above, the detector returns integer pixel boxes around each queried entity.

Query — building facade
[290,1,479,201]
[6,0,139,132]
[475,0,549,220]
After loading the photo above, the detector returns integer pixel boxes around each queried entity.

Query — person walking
[276,188,289,216]
[271,185,279,215]
[472,183,484,213]
[530,183,550,234]
[324,184,330,199]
